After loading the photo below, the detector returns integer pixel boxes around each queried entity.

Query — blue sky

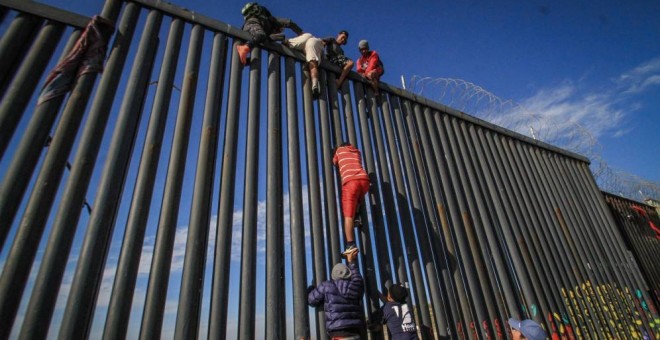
[2,0,659,339]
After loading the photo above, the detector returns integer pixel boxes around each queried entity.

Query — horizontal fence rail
[1,0,658,339]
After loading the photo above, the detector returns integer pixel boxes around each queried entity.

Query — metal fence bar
[348,83,386,338]
[366,92,409,287]
[57,7,161,339]
[318,70,341,268]
[380,94,434,338]
[488,132,570,335]
[467,125,535,339]
[104,17,204,340]
[180,29,228,339]
[474,129,536,320]
[13,3,137,339]
[0,20,66,328]
[392,96,453,338]
[507,138,584,338]
[353,82,393,290]
[265,51,285,340]
[550,154,631,337]
[207,40,243,340]
[450,118,517,336]
[437,113,504,338]
[168,25,207,339]
[285,56,311,340]
[0,13,42,101]
[409,101,474,336]
[301,61,328,339]
[499,134,593,337]
[0,20,65,158]
[326,72,345,147]
[134,16,184,339]
[0,22,68,335]
[524,144,600,338]
[430,111,497,338]
[605,195,660,288]
[0,4,119,241]
[239,45,262,340]
[552,151,636,338]
[543,149,621,338]
[509,141,591,336]
[568,159,660,336]
[402,99,463,338]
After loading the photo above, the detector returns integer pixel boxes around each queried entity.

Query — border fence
[1,0,658,339]
[603,193,660,295]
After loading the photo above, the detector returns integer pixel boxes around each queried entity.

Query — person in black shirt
[322,30,354,88]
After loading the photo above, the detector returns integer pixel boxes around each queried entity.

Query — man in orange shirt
[333,142,370,256]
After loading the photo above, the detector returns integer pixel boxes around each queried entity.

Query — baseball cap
[508,318,547,340]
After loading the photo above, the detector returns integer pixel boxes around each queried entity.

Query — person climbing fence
[333,142,370,257]
[236,2,303,65]
[284,32,324,98]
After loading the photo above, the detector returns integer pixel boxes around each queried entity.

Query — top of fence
[1,0,591,163]
[1,0,90,28]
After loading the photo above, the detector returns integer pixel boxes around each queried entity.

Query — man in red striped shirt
[333,142,370,256]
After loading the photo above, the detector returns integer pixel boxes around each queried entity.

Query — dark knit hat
[358,40,369,50]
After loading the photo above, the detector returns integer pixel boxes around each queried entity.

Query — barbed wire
[409,76,660,202]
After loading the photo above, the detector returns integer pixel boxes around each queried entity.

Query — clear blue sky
[3,0,659,338]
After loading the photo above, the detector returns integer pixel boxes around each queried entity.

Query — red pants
[341,179,370,218]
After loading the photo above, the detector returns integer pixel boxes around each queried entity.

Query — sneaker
[342,244,359,257]
[236,44,250,65]
[312,84,321,99]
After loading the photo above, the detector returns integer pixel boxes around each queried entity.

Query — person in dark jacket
[236,2,303,65]
[308,250,365,339]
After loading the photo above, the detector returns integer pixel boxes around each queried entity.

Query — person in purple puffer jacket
[308,251,365,339]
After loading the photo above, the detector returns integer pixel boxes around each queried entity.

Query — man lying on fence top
[237,3,324,99]
[236,2,303,65]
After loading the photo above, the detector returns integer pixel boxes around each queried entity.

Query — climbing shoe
[236,44,250,65]
[342,244,359,257]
